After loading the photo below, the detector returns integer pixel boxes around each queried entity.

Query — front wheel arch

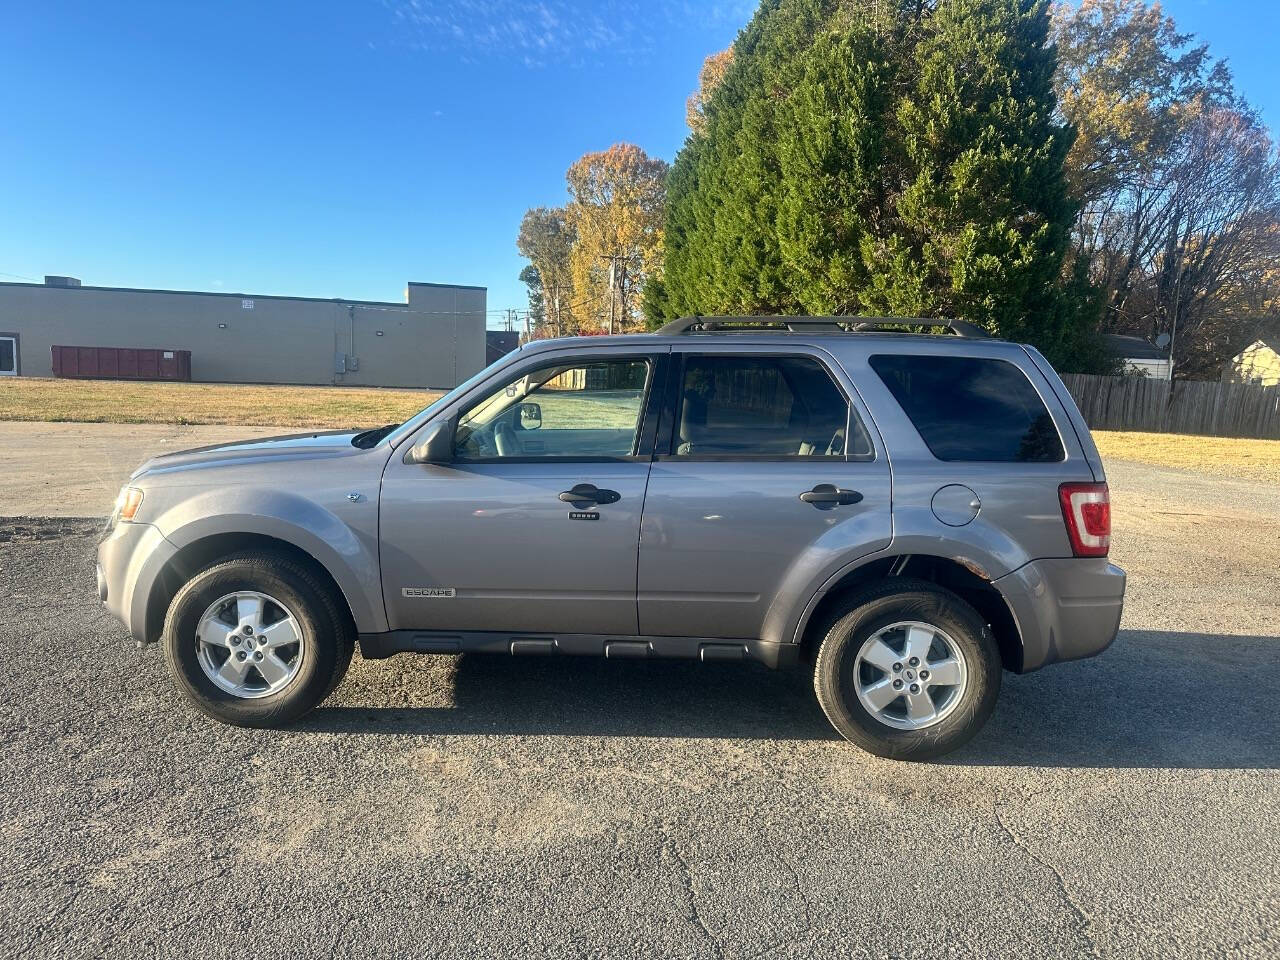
[145,533,357,646]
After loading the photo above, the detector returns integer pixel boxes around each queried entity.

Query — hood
[131,429,369,479]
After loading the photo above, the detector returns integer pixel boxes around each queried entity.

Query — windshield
[382,350,522,449]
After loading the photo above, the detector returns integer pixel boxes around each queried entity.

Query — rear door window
[868,354,1064,462]
[671,354,872,458]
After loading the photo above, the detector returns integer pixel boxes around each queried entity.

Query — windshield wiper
[351,423,400,448]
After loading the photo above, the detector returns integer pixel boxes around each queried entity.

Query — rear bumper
[993,558,1126,673]
[97,521,177,644]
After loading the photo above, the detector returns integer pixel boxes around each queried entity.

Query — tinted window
[456,359,650,459]
[869,355,1064,462]
[673,355,870,458]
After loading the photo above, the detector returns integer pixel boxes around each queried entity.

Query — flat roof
[0,279,485,307]
[407,280,487,292]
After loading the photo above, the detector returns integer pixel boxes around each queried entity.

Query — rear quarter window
[869,354,1064,462]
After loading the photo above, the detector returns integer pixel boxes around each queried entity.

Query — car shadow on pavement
[304,629,1280,768]
[311,653,839,742]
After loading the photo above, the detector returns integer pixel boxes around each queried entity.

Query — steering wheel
[495,421,519,457]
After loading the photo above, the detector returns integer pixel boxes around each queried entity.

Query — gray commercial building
[0,275,487,389]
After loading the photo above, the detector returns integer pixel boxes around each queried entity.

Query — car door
[637,344,892,640]
[380,348,665,636]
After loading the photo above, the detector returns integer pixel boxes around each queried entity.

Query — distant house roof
[0,277,486,308]
[1230,338,1280,360]
[1102,334,1168,360]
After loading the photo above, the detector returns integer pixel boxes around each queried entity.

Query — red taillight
[1059,482,1110,557]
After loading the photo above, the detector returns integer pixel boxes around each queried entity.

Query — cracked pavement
[1,458,1278,958]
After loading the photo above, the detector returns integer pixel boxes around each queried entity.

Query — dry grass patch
[1095,430,1280,484]
[0,377,442,428]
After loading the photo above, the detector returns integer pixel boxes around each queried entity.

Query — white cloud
[383,0,754,66]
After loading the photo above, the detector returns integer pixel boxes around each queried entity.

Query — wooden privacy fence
[1061,373,1280,440]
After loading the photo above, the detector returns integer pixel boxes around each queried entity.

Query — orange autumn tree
[565,143,669,333]
[686,48,734,135]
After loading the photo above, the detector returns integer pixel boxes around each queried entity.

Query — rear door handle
[558,483,621,507]
[799,483,863,507]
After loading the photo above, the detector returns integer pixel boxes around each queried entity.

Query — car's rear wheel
[163,553,354,727]
[813,579,1001,761]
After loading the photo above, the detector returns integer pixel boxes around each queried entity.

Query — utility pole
[603,254,628,334]
[1165,211,1186,382]
[617,258,629,328]
[607,267,616,335]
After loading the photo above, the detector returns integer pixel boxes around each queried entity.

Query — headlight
[111,486,145,524]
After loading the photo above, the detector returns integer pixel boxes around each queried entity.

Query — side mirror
[404,415,456,465]
[518,401,542,430]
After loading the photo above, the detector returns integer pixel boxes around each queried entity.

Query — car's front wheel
[162,553,354,727]
[813,579,1002,761]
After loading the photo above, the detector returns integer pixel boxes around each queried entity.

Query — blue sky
[2,1,1276,329]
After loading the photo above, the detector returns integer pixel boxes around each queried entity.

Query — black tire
[813,579,1001,761]
[162,553,355,727]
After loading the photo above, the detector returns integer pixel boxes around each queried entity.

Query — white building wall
[0,280,487,389]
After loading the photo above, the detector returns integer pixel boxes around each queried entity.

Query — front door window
[455,359,651,460]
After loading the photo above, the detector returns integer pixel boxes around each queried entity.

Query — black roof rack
[655,315,990,338]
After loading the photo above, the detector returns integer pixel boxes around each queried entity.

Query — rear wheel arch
[145,532,358,645]
[796,553,1023,673]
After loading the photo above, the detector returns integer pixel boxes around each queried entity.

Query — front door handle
[799,483,863,507]
[558,483,621,507]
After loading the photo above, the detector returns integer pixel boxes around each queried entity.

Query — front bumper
[97,521,177,644]
[992,558,1126,673]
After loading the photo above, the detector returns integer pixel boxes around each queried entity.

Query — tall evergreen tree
[776,27,891,313]
[862,0,1082,361]
[662,0,834,317]
[659,0,1106,370]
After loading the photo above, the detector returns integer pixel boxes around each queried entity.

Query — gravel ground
[1,460,1278,959]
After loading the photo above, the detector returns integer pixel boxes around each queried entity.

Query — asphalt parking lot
[2,452,1278,959]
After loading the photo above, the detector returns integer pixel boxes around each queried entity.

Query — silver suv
[98,318,1125,760]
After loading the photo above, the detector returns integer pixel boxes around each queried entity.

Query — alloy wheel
[195,591,305,699]
[853,620,968,730]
